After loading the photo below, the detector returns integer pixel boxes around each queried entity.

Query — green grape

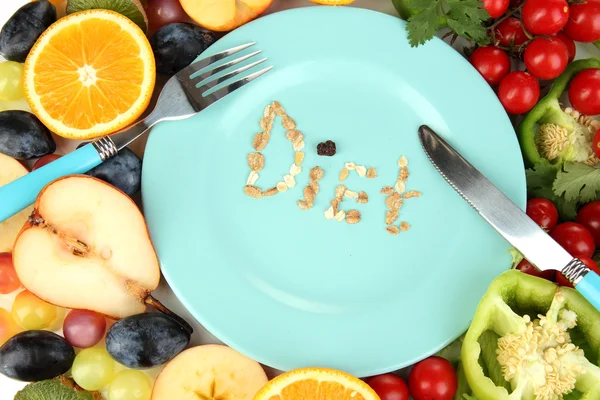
[0,62,24,101]
[108,370,152,400]
[72,348,115,391]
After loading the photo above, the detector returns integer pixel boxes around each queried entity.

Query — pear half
[0,153,33,252]
[13,175,160,319]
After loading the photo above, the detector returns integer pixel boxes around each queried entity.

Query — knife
[418,124,600,312]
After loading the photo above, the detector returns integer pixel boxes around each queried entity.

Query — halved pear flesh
[0,153,32,252]
[13,175,160,319]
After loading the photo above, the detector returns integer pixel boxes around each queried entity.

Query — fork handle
[0,143,106,223]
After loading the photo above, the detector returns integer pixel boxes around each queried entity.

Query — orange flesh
[271,379,369,400]
[32,18,145,130]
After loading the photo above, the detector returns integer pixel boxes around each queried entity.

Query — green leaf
[446,0,490,43]
[554,163,600,203]
[446,18,489,44]
[526,163,579,221]
[15,380,94,400]
[407,0,440,8]
[407,6,441,46]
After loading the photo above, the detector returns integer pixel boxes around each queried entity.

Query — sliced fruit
[66,0,149,32]
[0,153,33,253]
[253,368,380,400]
[309,0,355,4]
[0,307,22,346]
[23,9,155,140]
[13,175,161,319]
[179,0,273,32]
[152,344,268,400]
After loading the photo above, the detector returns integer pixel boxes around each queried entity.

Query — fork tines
[180,42,271,98]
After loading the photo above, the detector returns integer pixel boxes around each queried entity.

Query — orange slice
[23,9,155,140]
[253,368,380,400]
[310,0,355,4]
[179,0,274,32]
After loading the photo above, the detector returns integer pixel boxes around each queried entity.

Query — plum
[106,313,190,369]
[80,147,142,196]
[150,23,216,75]
[0,1,57,63]
[0,111,55,160]
[0,331,75,382]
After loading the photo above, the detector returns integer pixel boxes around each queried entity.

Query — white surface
[0,0,597,398]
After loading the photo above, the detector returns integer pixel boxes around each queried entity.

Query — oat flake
[290,164,302,176]
[262,187,278,197]
[324,206,335,220]
[295,151,305,165]
[339,168,349,182]
[335,185,346,201]
[381,186,394,195]
[276,182,288,192]
[385,210,399,225]
[282,116,296,130]
[244,185,262,199]
[297,200,310,210]
[293,140,305,152]
[310,166,324,181]
[284,174,296,188]
[400,221,411,231]
[345,189,359,199]
[334,210,346,222]
[357,191,368,204]
[367,167,378,179]
[394,181,406,194]
[247,152,264,171]
[308,181,320,194]
[346,210,361,224]
[403,190,421,199]
[398,156,408,167]
[386,226,400,235]
[356,165,367,177]
[246,171,259,185]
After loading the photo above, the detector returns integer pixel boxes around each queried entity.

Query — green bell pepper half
[461,270,600,400]
[518,58,600,168]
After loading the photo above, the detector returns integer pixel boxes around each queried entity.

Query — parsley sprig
[404,0,491,47]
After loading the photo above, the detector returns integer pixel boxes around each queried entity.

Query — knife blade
[418,124,600,311]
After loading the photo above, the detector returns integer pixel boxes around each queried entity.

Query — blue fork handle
[576,271,600,312]
[0,143,103,222]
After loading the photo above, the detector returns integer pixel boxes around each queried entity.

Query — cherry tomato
[0,253,20,294]
[498,71,540,115]
[564,1,600,43]
[516,259,556,281]
[494,17,527,47]
[526,198,559,231]
[556,255,599,288]
[568,69,600,116]
[522,0,570,35]
[550,222,595,257]
[576,200,600,247]
[409,356,457,400]
[554,31,576,63]
[365,373,409,400]
[32,154,61,171]
[469,47,511,86]
[523,37,568,80]
[483,0,509,18]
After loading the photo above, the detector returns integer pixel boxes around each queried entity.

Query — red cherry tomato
[516,259,556,281]
[564,1,600,43]
[526,198,559,231]
[32,154,61,171]
[550,222,595,257]
[576,200,600,247]
[568,69,600,116]
[556,255,599,288]
[483,0,510,18]
[469,47,511,86]
[498,71,540,115]
[409,356,457,400]
[523,37,568,80]
[0,253,21,294]
[522,0,570,35]
[555,31,576,63]
[494,17,528,47]
[366,373,409,400]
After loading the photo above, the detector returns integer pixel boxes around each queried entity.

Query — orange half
[23,9,155,140]
[253,368,380,400]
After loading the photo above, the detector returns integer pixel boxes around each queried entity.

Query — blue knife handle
[576,271,600,312]
[0,143,103,223]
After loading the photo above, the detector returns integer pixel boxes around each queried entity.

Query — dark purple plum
[106,313,190,369]
[0,331,74,382]
[0,1,57,62]
[0,111,55,160]
[86,148,142,196]
[150,22,216,75]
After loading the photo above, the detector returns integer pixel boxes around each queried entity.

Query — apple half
[179,0,274,32]
[0,153,33,252]
[13,175,161,319]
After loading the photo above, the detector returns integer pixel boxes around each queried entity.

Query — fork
[0,42,271,223]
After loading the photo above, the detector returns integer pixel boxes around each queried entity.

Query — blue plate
[142,6,525,377]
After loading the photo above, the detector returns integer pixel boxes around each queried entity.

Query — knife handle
[0,143,105,223]
[576,271,600,312]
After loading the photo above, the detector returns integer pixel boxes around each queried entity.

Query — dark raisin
[317,140,336,156]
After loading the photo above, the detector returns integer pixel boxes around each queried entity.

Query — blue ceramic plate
[142,6,525,377]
